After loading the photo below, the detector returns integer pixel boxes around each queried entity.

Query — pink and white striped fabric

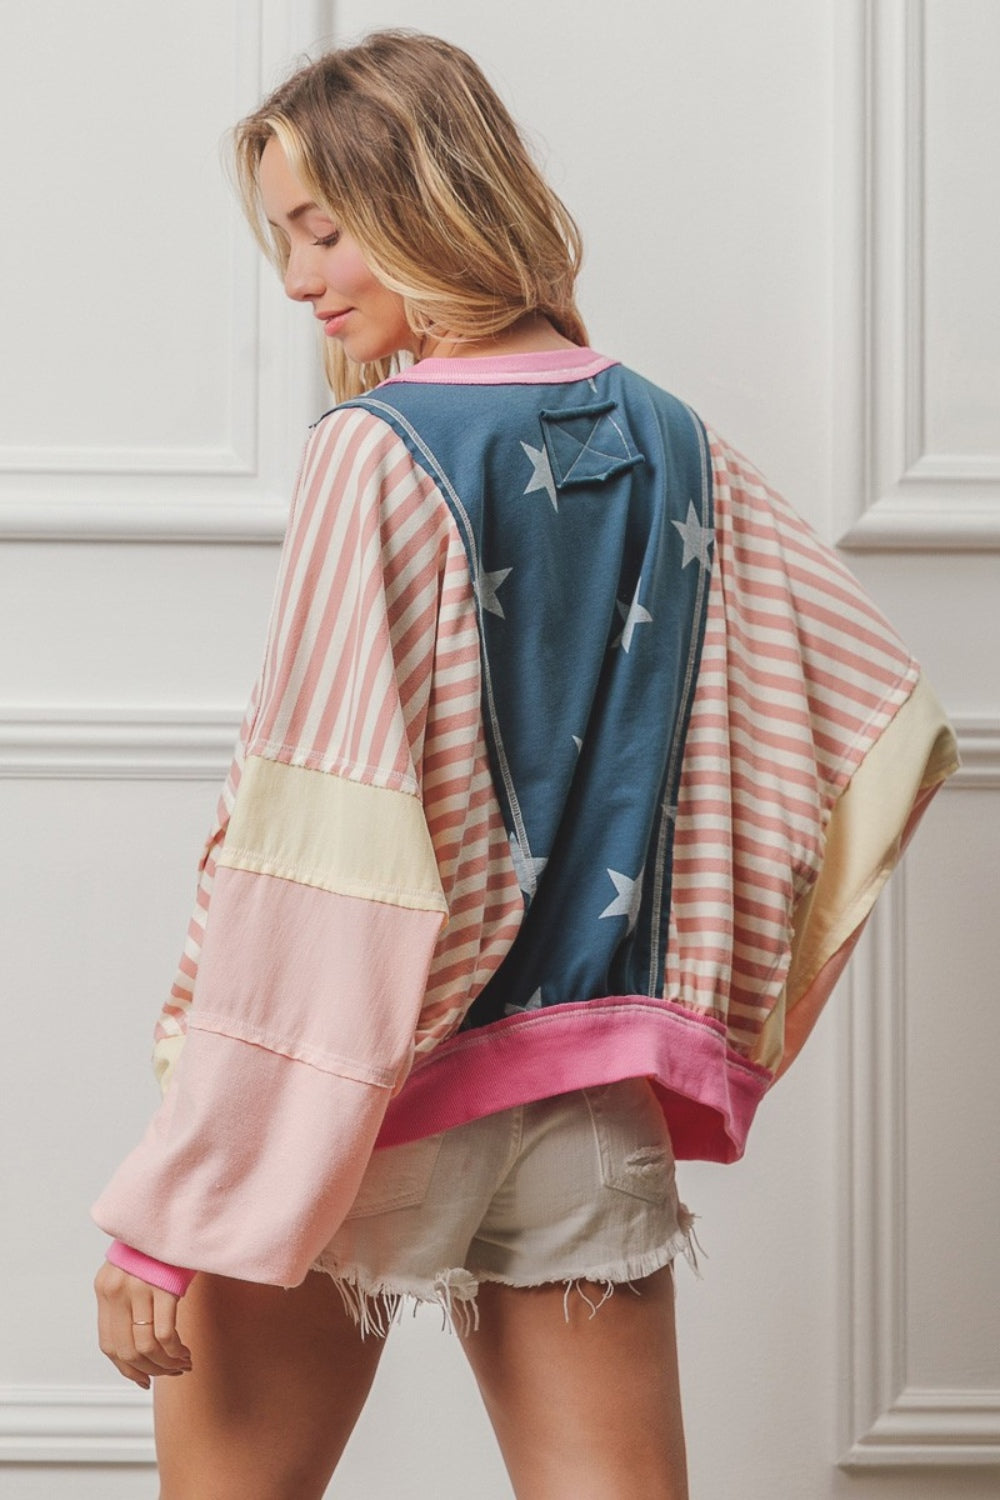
[665,430,919,1052]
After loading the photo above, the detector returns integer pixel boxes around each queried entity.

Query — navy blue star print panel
[344,364,713,1027]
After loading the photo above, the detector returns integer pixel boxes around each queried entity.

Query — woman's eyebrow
[266,201,321,227]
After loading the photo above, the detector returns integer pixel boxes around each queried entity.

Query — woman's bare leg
[460,1264,688,1500]
[155,1269,385,1500]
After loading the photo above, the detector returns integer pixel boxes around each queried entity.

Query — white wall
[2,1,997,1495]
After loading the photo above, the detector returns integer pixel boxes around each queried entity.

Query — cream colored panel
[786,673,957,1003]
[221,753,448,913]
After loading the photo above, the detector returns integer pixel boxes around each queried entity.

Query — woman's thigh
[155,1268,386,1500]
[460,1265,688,1500]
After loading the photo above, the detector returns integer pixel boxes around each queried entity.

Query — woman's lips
[322,310,351,335]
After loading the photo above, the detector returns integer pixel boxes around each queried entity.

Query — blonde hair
[232,28,588,402]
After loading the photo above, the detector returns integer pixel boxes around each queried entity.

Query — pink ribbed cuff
[106,1240,197,1297]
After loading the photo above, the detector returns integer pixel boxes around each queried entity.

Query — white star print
[613,577,653,653]
[671,501,713,570]
[508,830,548,896]
[599,867,644,934]
[521,440,558,510]
[478,566,512,618]
[504,986,544,1017]
[572,735,583,754]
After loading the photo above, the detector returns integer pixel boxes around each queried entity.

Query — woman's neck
[417,313,579,361]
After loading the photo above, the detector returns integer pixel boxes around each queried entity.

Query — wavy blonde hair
[231,28,588,402]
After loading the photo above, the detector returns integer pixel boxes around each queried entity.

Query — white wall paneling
[834,5,1000,1471]
[840,720,1000,1469]
[0,0,331,541]
[836,0,1000,550]
[0,724,229,1475]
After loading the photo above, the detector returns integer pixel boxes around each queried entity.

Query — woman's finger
[113,1361,151,1391]
[125,1293,191,1375]
[96,1277,149,1389]
[151,1286,192,1364]
[108,1280,158,1377]
[130,1315,185,1373]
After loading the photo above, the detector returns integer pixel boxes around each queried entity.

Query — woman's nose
[283,248,324,302]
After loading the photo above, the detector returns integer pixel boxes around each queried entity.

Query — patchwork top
[92,347,958,1293]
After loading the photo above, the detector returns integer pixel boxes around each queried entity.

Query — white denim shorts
[310,1077,699,1335]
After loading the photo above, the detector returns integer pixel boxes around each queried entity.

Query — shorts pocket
[583,1078,677,1206]
[344,1132,446,1220]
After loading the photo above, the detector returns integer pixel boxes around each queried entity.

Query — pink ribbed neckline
[380,346,617,386]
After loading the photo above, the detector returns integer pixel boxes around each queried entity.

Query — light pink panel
[191,865,443,1084]
[93,868,445,1284]
[93,1031,395,1285]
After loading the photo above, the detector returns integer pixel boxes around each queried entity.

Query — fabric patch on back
[538,399,645,489]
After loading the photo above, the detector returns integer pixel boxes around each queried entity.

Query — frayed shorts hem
[310,1205,703,1339]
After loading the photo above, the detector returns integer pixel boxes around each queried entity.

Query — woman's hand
[94,1262,193,1389]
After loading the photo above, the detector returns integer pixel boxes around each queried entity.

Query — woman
[92,29,957,1499]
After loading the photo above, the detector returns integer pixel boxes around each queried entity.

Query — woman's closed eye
[314,231,341,247]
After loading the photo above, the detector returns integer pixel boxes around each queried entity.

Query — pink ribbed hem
[381,346,618,386]
[378,998,773,1164]
[106,1240,197,1297]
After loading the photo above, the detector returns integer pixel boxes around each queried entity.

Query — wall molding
[0,495,290,543]
[835,0,1000,551]
[1,444,256,478]
[839,718,1000,1469]
[948,718,1000,790]
[0,706,240,780]
[0,0,330,543]
[0,1386,153,1466]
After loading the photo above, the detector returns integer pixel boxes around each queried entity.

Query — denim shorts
[310,1077,699,1335]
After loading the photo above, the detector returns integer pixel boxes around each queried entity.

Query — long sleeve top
[93,346,959,1294]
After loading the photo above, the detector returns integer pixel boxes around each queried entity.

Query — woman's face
[258,136,418,363]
